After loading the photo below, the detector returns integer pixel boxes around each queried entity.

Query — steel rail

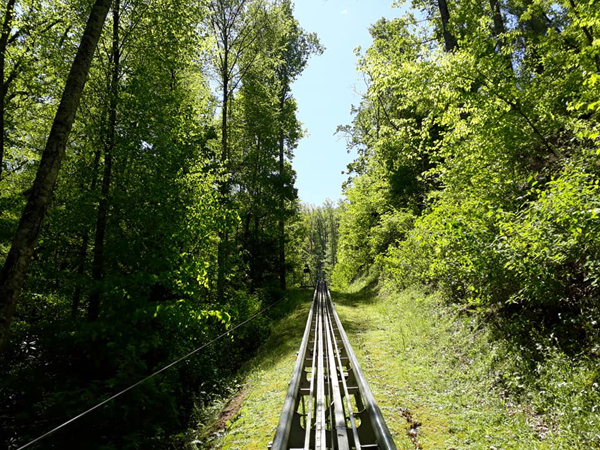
[271,288,318,449]
[303,300,318,449]
[324,296,361,449]
[316,291,326,448]
[324,293,349,449]
[270,282,397,450]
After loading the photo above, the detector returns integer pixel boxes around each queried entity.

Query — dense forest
[0,0,322,448]
[298,200,340,282]
[3,0,600,447]
[333,0,600,444]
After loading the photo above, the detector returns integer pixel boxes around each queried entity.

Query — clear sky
[291,0,405,206]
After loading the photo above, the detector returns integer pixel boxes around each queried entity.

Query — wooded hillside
[3,0,600,447]
[333,0,600,444]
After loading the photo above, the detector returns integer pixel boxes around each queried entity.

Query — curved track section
[269,282,397,450]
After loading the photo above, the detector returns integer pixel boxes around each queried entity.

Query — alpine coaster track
[269,281,397,450]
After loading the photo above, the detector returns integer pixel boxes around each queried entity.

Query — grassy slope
[332,285,545,450]
[206,284,571,449]
[200,288,314,449]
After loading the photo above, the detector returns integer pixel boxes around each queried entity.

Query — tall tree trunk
[88,0,119,322]
[72,147,101,318]
[0,0,15,180]
[437,0,458,52]
[489,0,513,72]
[0,0,111,350]
[221,63,228,163]
[73,232,90,317]
[278,92,286,292]
[252,212,259,289]
[217,44,229,302]
[489,0,506,40]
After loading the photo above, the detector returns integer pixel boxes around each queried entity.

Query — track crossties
[269,282,397,450]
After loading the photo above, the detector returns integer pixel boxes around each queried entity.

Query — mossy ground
[194,283,585,449]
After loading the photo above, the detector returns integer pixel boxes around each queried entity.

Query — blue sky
[291,0,405,206]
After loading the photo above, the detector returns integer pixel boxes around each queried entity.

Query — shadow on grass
[331,282,379,308]
[195,288,314,446]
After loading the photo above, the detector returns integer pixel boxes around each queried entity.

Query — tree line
[0,0,320,448]
[298,200,340,283]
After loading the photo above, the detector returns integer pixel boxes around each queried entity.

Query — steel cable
[16,294,288,450]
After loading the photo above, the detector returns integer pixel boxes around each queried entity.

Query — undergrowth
[185,288,313,449]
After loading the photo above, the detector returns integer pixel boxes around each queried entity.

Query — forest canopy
[335,0,600,347]
[3,0,600,446]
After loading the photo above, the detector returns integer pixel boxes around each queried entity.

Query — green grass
[192,287,314,449]
[195,283,597,449]
[332,283,546,450]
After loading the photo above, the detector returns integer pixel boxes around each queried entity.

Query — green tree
[0,0,111,350]
[273,0,321,290]
[338,0,600,354]
[0,1,320,446]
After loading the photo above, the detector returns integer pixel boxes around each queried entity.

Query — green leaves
[336,0,600,359]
